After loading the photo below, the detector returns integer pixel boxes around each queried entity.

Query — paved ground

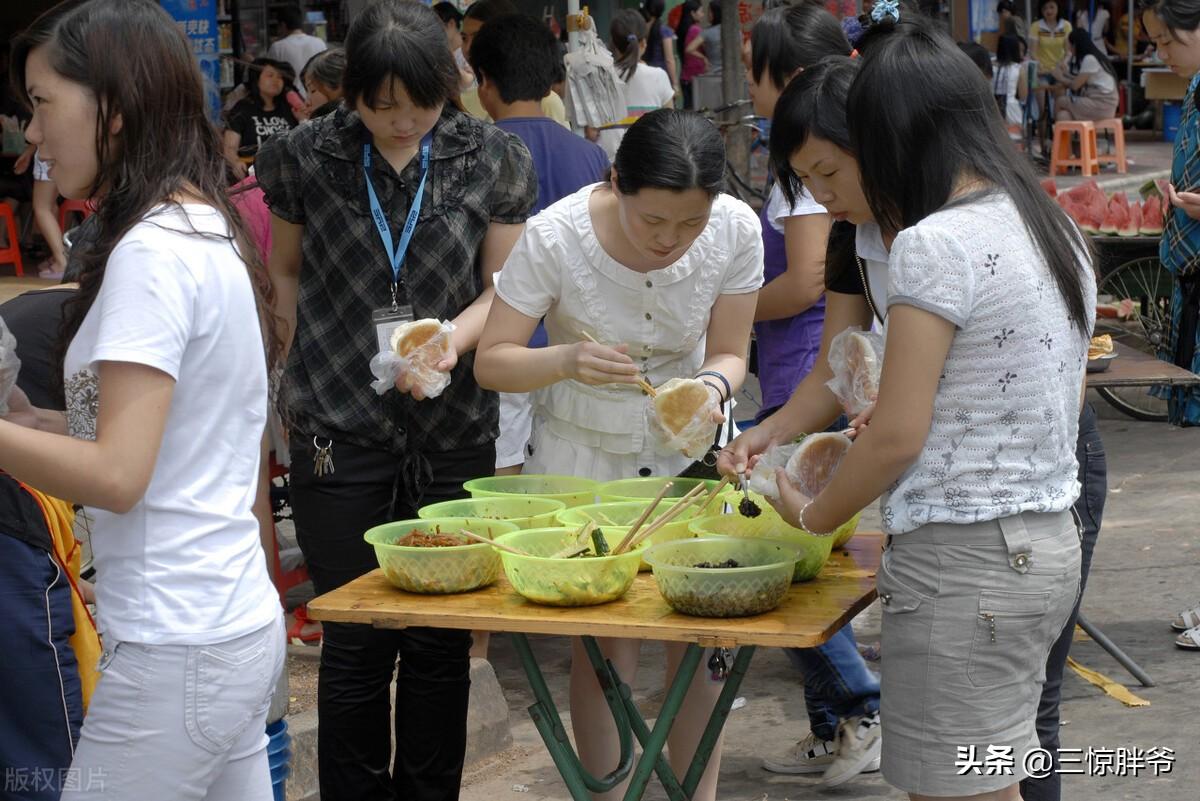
[461,398,1199,801]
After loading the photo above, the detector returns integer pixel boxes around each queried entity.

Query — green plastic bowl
[417,496,567,530]
[364,517,519,594]
[597,477,734,505]
[643,537,800,617]
[688,499,854,582]
[463,475,599,508]
[555,501,703,571]
[494,527,644,607]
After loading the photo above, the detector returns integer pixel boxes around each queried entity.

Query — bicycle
[698,100,768,207]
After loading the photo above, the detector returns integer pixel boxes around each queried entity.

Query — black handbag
[674,412,736,480]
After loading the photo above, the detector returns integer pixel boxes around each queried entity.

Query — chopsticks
[613,483,708,554]
[455,529,529,556]
[613,481,674,554]
[696,474,733,516]
[578,330,657,398]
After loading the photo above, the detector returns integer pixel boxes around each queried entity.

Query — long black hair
[1141,0,1200,32]
[849,16,1092,333]
[641,0,667,68]
[768,57,860,290]
[243,57,291,107]
[996,33,1023,65]
[614,109,724,197]
[751,4,851,90]
[674,0,701,62]
[1067,28,1117,80]
[769,56,858,208]
[11,0,279,376]
[611,9,647,82]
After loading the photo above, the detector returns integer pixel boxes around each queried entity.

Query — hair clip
[627,33,639,42]
[871,0,900,23]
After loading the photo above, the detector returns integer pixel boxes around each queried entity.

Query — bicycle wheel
[1094,256,1174,422]
[724,159,764,206]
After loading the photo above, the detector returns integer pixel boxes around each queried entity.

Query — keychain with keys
[313,436,335,477]
[707,647,730,681]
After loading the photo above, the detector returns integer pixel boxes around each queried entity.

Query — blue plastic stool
[266,719,291,801]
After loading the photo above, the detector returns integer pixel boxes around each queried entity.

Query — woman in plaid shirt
[256,2,535,799]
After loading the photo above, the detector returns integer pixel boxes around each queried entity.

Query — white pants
[62,615,285,800]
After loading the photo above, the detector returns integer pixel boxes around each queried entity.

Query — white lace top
[495,183,764,455]
[880,192,1096,534]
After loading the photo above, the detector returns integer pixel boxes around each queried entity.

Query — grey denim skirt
[877,510,1081,796]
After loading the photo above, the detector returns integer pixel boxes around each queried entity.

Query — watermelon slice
[1111,191,1129,211]
[1099,201,1120,235]
[1118,202,1141,237]
[1041,178,1058,197]
[1141,195,1164,235]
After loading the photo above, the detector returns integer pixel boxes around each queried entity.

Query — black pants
[289,436,495,801]
[1021,402,1106,801]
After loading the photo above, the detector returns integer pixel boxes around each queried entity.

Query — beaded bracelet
[799,501,837,537]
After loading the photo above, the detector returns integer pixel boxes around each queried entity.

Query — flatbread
[391,318,448,357]
[653,378,712,435]
[1088,334,1114,360]
[785,432,852,498]
[844,332,881,403]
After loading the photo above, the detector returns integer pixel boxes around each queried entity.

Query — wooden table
[309,533,883,800]
[1087,341,1200,389]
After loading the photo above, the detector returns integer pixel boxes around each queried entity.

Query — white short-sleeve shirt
[765,183,826,233]
[64,205,279,645]
[879,193,1095,535]
[495,183,764,456]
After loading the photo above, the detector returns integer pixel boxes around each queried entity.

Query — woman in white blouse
[476,109,763,801]
[1052,28,1120,120]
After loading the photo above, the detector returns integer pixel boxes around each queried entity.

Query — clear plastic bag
[785,432,852,498]
[825,327,884,417]
[0,316,20,416]
[369,319,454,399]
[746,441,800,501]
[650,378,720,459]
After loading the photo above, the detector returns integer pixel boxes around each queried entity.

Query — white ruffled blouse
[494,183,764,456]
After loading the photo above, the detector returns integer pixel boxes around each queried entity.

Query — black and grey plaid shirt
[256,105,535,454]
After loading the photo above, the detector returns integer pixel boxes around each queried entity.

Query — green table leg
[510,633,635,799]
[681,646,755,798]
[510,635,753,801]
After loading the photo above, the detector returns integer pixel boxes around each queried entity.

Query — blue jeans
[786,625,881,742]
[1021,403,1106,801]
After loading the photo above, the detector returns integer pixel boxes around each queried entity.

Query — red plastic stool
[0,204,24,277]
[57,198,94,232]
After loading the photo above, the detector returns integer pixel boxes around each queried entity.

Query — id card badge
[372,305,414,353]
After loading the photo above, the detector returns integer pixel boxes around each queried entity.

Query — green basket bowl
[494,527,644,607]
[688,498,854,582]
[364,517,520,594]
[643,537,800,618]
[596,477,735,505]
[555,501,703,571]
[463,475,599,508]
[417,496,567,530]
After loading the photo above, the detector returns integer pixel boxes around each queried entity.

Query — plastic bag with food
[746,441,800,501]
[369,318,454,398]
[650,377,720,459]
[0,316,20,416]
[825,327,884,417]
[785,432,852,498]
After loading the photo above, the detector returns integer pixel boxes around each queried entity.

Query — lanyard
[363,137,430,309]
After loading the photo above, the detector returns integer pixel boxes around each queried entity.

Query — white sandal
[1175,625,1200,651]
[1171,603,1200,632]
